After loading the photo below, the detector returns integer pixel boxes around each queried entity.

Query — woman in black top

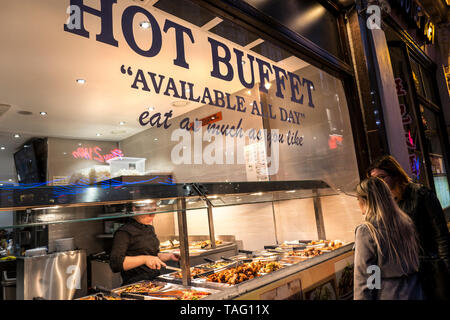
[367,155,450,299]
[109,202,179,285]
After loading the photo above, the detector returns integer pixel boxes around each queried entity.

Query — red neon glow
[72,147,124,163]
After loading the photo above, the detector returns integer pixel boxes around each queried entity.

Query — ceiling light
[13,134,20,138]
[0,147,5,150]
[139,21,151,29]
[96,133,102,137]
[40,111,47,116]
[119,121,126,125]
[154,138,158,141]
[8,179,13,182]
[76,79,86,84]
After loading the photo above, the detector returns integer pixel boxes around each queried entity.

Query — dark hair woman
[367,155,450,299]
[354,177,423,300]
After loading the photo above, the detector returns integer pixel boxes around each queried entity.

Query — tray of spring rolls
[106,280,220,300]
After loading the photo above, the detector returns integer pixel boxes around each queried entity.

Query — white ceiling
[0,0,309,182]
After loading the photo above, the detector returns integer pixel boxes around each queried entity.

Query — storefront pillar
[368,27,413,176]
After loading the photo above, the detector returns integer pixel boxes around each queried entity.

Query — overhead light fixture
[40,111,47,116]
[0,147,5,150]
[119,121,126,125]
[139,21,151,29]
[76,79,86,84]
[13,134,20,138]
[8,179,13,182]
[96,133,102,137]
[154,138,158,141]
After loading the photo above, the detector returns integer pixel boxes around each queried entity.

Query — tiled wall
[46,206,104,255]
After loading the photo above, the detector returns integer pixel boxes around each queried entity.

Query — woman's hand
[158,252,180,262]
[144,255,166,270]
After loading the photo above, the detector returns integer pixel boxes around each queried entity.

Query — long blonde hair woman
[354,177,423,300]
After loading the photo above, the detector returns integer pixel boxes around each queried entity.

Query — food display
[288,247,323,258]
[78,294,122,300]
[201,261,233,269]
[160,239,180,249]
[205,261,282,285]
[190,239,223,249]
[141,289,212,300]
[113,281,166,294]
[171,267,211,279]
[307,240,343,250]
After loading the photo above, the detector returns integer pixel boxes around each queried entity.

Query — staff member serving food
[110,201,180,285]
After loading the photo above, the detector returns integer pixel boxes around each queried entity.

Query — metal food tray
[192,259,289,289]
[111,280,173,296]
[139,283,221,300]
[158,266,215,282]
[160,241,232,252]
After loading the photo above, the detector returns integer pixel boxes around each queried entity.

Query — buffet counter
[80,241,354,300]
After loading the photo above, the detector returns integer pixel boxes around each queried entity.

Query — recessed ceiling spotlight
[78,143,82,146]
[119,121,126,125]
[96,133,102,137]
[8,179,13,182]
[139,21,151,29]
[154,138,158,141]
[76,79,86,84]
[13,134,20,138]
[0,147,5,150]
[40,111,47,116]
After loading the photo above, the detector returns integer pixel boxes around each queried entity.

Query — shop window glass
[419,66,439,105]
[0,0,359,192]
[420,105,450,208]
[409,58,424,96]
[388,46,426,184]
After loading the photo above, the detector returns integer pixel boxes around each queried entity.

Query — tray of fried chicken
[200,260,284,286]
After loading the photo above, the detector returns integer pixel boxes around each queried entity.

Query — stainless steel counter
[16,250,87,300]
